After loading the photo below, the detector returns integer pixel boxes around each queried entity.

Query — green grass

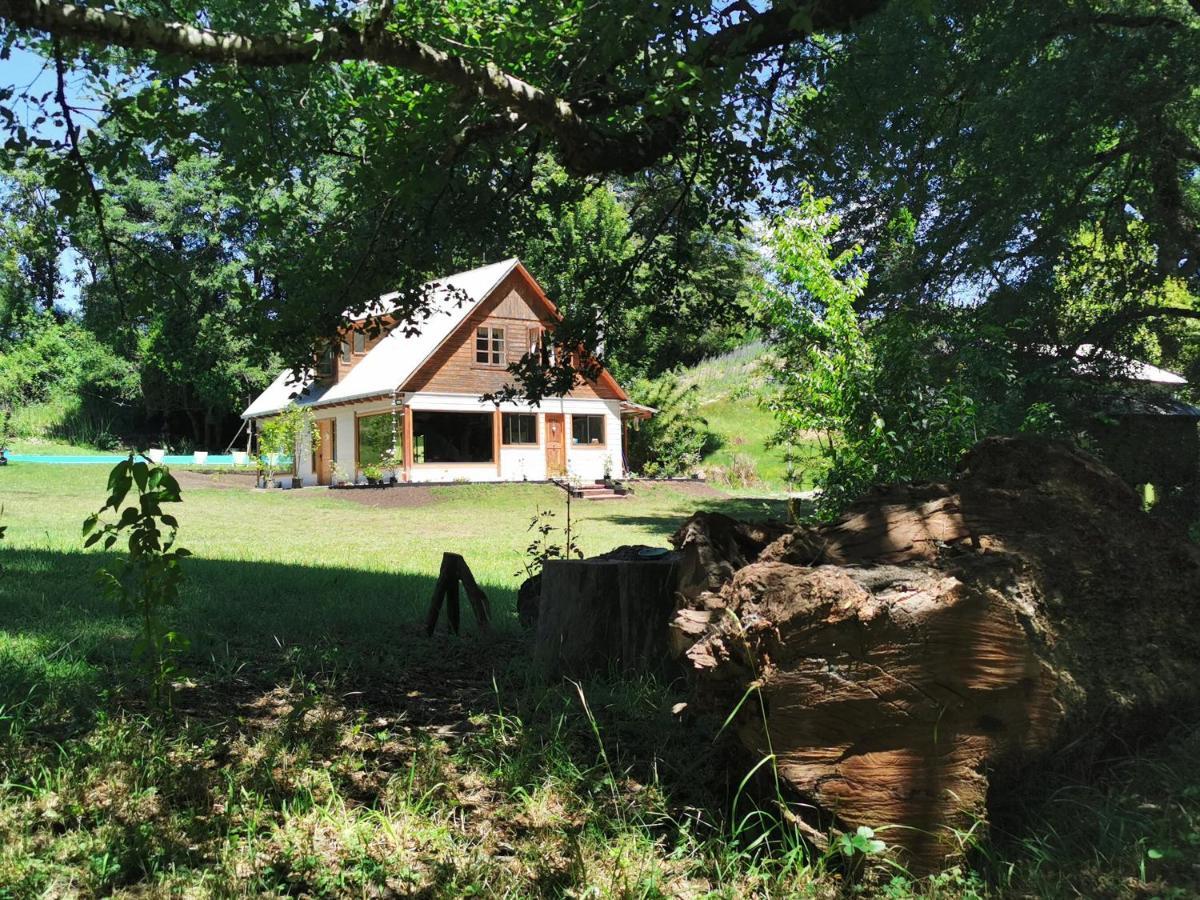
[0,461,1196,897]
[678,343,823,491]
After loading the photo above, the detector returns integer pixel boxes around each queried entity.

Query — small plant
[0,405,13,458]
[836,825,887,860]
[725,453,759,488]
[83,453,191,710]
[517,507,583,580]
[331,462,350,485]
[362,463,384,484]
[380,448,402,475]
[602,455,613,483]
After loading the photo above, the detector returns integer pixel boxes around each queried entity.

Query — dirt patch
[327,484,439,509]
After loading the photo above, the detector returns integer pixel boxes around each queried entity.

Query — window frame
[474,325,506,367]
[571,414,606,448]
[411,410,495,464]
[501,412,538,447]
[356,411,400,469]
[316,345,336,379]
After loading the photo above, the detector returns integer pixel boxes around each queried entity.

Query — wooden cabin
[243,259,650,485]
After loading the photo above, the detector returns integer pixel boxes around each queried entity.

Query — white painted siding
[564,404,623,482]
[270,391,624,485]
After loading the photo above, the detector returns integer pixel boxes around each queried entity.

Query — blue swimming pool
[5,453,257,466]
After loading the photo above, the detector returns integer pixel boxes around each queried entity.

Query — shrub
[725,453,758,488]
[626,372,710,477]
[758,189,1072,518]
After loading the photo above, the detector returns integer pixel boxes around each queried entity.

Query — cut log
[425,552,491,635]
[535,547,680,677]
[672,511,790,601]
[669,436,1200,873]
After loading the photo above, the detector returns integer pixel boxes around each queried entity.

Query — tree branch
[52,36,124,308]
[1,0,888,175]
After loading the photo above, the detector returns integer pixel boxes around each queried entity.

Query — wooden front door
[315,419,334,485]
[545,413,566,476]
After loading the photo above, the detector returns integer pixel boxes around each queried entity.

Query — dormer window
[475,326,505,365]
[317,345,336,378]
[353,330,366,354]
[341,340,351,364]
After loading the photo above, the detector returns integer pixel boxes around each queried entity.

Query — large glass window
[475,326,505,365]
[413,411,494,463]
[572,414,605,446]
[502,413,537,446]
[357,413,398,467]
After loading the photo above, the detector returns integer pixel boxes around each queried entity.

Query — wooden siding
[401,270,623,399]
[333,321,390,382]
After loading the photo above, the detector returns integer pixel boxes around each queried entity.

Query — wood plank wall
[402,270,622,399]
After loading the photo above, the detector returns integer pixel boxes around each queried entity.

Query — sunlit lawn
[0,463,785,692]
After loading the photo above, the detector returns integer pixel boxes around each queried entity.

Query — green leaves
[836,825,888,858]
[83,451,189,712]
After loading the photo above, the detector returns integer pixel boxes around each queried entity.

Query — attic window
[475,326,505,365]
[317,345,336,378]
[353,331,366,354]
[341,340,351,364]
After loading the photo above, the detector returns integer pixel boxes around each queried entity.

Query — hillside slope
[676,343,821,490]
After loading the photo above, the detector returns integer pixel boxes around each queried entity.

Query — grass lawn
[0,462,1196,897]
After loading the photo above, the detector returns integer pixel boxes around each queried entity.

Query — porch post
[493,406,502,478]
[402,403,414,481]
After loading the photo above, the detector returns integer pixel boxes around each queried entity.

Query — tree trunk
[669,436,1200,873]
[535,548,680,677]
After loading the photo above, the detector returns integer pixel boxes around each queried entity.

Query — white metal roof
[1073,343,1188,386]
[243,259,520,418]
[241,368,327,418]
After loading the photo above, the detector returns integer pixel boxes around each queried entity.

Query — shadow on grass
[0,546,523,722]
[602,493,793,534]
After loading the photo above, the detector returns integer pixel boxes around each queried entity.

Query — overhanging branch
[0,0,889,175]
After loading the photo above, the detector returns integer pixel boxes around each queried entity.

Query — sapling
[83,453,191,711]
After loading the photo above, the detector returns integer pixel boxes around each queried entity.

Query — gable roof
[242,258,626,418]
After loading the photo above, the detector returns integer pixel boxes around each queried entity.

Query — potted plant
[362,463,384,486]
[379,449,403,484]
[331,463,350,486]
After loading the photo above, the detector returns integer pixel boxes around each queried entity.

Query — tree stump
[669,436,1200,873]
[534,549,680,677]
[425,552,491,635]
